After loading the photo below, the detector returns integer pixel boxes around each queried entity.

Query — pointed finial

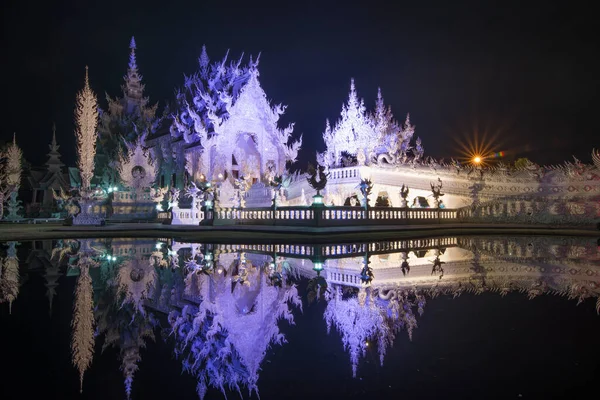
[249,63,260,80]
[12,132,16,145]
[128,38,137,70]
[405,113,411,126]
[199,45,209,68]
[350,78,355,92]
[52,125,58,146]
[84,65,90,86]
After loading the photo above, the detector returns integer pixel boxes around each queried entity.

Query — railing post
[312,203,324,227]
[311,194,325,227]
[199,200,214,226]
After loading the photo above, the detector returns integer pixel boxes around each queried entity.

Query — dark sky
[1,0,598,169]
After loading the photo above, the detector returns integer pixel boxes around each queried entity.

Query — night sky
[1,0,598,170]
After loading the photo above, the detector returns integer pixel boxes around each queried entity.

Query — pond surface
[1,235,599,399]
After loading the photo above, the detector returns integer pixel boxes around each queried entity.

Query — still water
[1,235,599,399]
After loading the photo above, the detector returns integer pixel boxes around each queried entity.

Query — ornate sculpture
[431,255,445,279]
[268,174,289,208]
[233,175,251,208]
[359,255,373,284]
[118,139,158,190]
[357,178,373,208]
[430,178,444,208]
[306,164,329,196]
[399,184,409,208]
[4,191,23,221]
[412,137,424,163]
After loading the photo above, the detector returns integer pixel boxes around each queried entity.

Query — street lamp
[312,261,324,272]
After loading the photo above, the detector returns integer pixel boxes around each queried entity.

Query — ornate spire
[46,123,64,173]
[344,78,363,118]
[75,66,99,190]
[122,36,146,112]
[5,133,23,188]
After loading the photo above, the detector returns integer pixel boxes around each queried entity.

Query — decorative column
[3,134,23,221]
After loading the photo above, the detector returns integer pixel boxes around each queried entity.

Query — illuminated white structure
[302,80,600,224]
[162,48,302,202]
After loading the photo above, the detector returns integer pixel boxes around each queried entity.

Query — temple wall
[271,164,600,225]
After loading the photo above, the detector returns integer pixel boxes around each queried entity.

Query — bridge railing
[207,205,458,227]
[328,166,361,182]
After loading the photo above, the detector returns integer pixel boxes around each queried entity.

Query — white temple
[10,38,599,226]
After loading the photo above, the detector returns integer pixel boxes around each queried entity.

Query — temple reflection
[0,235,598,399]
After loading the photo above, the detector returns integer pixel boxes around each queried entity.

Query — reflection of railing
[199,237,458,260]
[210,205,458,227]
[327,271,363,285]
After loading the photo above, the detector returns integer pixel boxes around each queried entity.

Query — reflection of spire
[95,246,157,399]
[44,262,62,316]
[324,285,384,377]
[324,283,423,377]
[170,253,302,399]
[122,345,140,399]
[71,263,95,393]
[217,268,301,382]
[1,241,20,314]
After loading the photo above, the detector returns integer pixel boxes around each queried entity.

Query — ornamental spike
[128,37,138,71]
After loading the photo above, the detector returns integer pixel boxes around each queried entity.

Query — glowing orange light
[473,156,482,164]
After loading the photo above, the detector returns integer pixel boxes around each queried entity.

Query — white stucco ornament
[118,140,157,190]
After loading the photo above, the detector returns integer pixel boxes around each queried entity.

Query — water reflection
[1,235,599,398]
